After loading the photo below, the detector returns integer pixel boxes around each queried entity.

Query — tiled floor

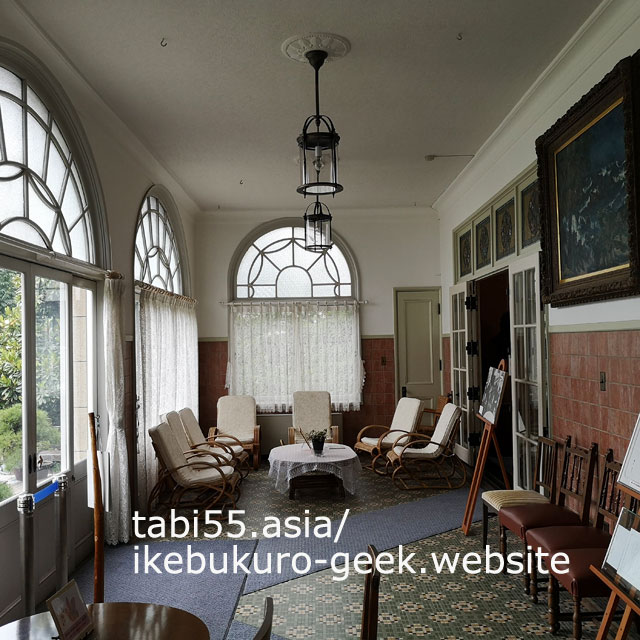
[225,459,632,639]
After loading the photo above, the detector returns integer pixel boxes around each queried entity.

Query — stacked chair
[147,421,241,518]
[288,391,340,445]
[354,397,425,473]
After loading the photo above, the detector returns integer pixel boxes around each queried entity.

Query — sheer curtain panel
[136,288,198,510]
[227,301,363,412]
[103,277,130,544]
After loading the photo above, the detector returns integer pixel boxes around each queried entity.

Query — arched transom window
[0,64,95,262]
[236,225,352,299]
[134,194,183,294]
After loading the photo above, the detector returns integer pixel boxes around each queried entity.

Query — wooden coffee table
[268,443,361,499]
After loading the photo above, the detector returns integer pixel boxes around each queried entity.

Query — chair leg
[548,575,559,634]
[530,556,538,603]
[572,595,582,640]
[523,541,531,595]
[482,503,489,548]
[253,445,259,470]
[499,524,507,573]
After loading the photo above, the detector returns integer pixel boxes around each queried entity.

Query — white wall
[194,207,441,337]
[435,0,640,333]
[0,2,200,334]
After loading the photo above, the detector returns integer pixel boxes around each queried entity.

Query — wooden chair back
[361,544,381,640]
[594,449,626,530]
[557,436,598,524]
[88,412,104,604]
[532,436,559,502]
[253,597,273,640]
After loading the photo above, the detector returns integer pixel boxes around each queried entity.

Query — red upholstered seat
[550,548,609,598]
[526,525,610,556]
[499,503,582,539]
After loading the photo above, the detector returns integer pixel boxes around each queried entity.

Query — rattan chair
[385,403,465,489]
[211,396,261,470]
[288,391,340,445]
[354,397,424,473]
[147,421,241,518]
[178,406,251,474]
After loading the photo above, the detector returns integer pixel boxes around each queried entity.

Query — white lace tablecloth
[268,444,361,495]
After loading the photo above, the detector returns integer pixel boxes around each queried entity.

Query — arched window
[228,220,362,412]
[134,191,184,294]
[0,51,106,265]
[234,222,356,300]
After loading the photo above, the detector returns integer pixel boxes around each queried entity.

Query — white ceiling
[20,0,601,212]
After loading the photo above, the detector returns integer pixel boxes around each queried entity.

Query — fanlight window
[134,195,183,294]
[236,226,352,299]
[0,65,94,262]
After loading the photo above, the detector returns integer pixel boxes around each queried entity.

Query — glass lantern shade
[304,199,333,252]
[297,115,342,197]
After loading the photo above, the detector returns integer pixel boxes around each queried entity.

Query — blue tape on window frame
[34,481,59,504]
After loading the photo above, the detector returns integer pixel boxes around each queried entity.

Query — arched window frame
[0,38,109,271]
[229,217,359,301]
[133,185,191,296]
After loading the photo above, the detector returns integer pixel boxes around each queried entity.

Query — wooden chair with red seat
[498,437,598,595]
[525,449,621,605]
[528,450,637,639]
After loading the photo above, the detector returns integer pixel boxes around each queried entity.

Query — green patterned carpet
[226,460,630,639]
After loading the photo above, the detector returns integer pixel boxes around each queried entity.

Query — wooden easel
[591,484,640,639]
[461,360,510,536]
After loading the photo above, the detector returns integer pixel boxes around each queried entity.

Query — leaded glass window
[235,225,352,299]
[134,195,183,294]
[0,64,94,262]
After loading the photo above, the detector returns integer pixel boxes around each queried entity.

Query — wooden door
[395,289,441,421]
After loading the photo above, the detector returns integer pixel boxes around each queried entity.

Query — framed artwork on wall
[520,180,540,249]
[459,228,472,278]
[475,214,491,270]
[537,50,640,306]
[495,197,515,260]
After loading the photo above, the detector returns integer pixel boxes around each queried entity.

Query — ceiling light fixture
[297,49,342,197]
[303,197,332,253]
[284,33,349,252]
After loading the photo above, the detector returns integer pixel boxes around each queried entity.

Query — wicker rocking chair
[147,421,241,518]
[178,406,251,476]
[354,397,424,474]
[385,403,465,490]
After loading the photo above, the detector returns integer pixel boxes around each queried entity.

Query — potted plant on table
[308,429,327,455]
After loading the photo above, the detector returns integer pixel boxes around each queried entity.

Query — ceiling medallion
[281,33,351,63]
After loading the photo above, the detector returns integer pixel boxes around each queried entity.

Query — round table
[0,602,210,640]
[268,443,361,498]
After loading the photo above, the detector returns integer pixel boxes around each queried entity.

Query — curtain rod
[220,299,368,306]
[135,280,197,305]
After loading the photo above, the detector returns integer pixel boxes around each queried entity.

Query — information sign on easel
[461,360,510,536]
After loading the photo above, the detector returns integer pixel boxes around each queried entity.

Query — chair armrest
[423,408,442,416]
[389,431,424,449]
[208,427,217,438]
[184,448,228,465]
[397,437,452,458]
[356,425,389,442]
[330,425,340,444]
[377,429,413,449]
[209,432,245,448]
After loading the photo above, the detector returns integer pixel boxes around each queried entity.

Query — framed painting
[520,180,540,249]
[537,51,640,306]
[458,228,472,278]
[475,214,491,270]
[495,197,515,260]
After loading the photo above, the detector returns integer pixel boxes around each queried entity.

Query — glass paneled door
[509,253,545,490]
[0,255,96,621]
[450,282,480,465]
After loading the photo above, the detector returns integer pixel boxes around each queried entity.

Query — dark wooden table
[0,602,210,640]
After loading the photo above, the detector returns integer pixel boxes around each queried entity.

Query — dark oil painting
[555,101,628,281]
[495,198,515,260]
[475,216,491,269]
[459,229,472,277]
[521,181,540,248]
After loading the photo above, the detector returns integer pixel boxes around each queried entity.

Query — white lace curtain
[227,301,364,412]
[103,277,130,544]
[136,287,198,511]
